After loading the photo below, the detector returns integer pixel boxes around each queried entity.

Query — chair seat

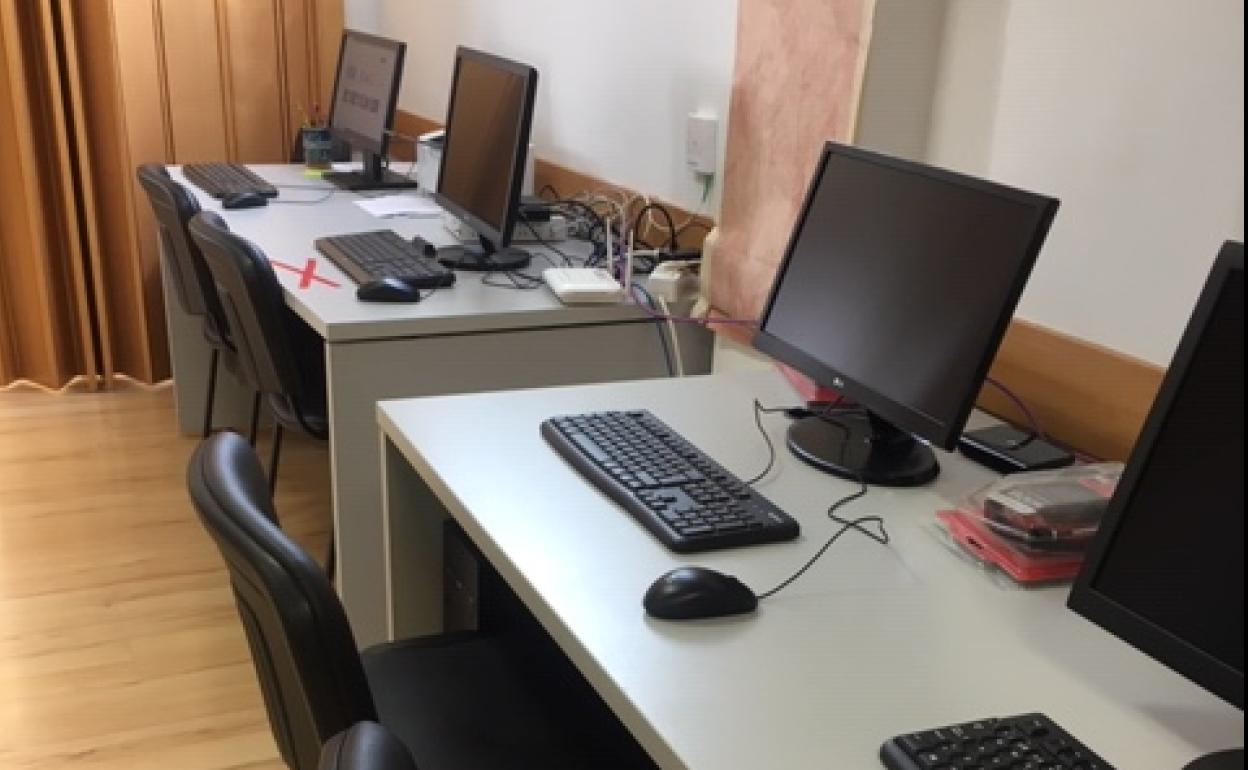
[363,632,651,770]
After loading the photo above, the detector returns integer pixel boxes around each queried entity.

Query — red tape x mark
[270,258,341,290]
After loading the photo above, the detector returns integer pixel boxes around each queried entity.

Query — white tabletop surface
[377,370,1243,770]
[171,164,650,342]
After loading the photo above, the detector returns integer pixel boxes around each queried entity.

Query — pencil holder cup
[301,127,333,170]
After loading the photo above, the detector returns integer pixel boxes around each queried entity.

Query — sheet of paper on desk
[355,195,442,219]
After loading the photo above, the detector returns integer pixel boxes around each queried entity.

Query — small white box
[542,267,624,304]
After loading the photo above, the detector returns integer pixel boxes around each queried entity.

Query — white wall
[368,1,740,213]
[344,0,380,35]
[925,0,1244,366]
[855,0,949,160]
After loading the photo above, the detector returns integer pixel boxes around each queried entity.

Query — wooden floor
[0,385,331,769]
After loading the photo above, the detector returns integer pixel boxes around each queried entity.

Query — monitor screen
[1070,242,1244,709]
[434,48,536,245]
[328,31,405,155]
[755,142,1058,455]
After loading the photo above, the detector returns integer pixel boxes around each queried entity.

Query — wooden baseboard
[393,109,713,250]
[977,318,1163,461]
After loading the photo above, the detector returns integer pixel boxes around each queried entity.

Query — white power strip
[542,267,624,304]
[442,211,568,243]
[647,260,701,302]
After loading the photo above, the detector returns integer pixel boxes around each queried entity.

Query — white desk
[162,164,712,646]
[377,371,1243,770]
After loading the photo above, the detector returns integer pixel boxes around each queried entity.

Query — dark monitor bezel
[753,141,1059,450]
[1068,240,1244,710]
[432,46,538,249]
[327,29,407,158]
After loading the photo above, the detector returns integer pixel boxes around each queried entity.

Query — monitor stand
[323,152,419,192]
[1183,749,1243,770]
[786,410,938,487]
[437,234,531,272]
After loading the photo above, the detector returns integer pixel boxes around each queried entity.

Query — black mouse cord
[270,187,336,205]
[743,399,866,487]
[754,481,889,600]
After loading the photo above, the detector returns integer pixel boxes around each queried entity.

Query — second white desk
[162,164,712,645]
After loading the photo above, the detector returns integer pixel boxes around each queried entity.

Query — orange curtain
[709,0,875,326]
[0,0,342,390]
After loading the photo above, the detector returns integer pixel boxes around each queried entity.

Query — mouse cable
[270,187,336,205]
[754,480,889,600]
[742,399,800,485]
[742,399,863,486]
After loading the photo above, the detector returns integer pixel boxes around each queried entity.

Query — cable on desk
[754,480,888,600]
[517,213,576,266]
[271,187,337,205]
[742,400,800,486]
[479,266,545,291]
[983,376,1046,440]
[630,203,678,252]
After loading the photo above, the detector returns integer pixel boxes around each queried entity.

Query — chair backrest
[135,164,230,337]
[187,211,315,402]
[319,722,418,770]
[188,431,376,770]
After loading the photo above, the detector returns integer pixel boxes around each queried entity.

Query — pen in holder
[301,126,333,171]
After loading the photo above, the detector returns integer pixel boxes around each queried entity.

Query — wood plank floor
[0,385,331,769]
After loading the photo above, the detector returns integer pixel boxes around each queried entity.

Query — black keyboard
[541,410,800,552]
[183,163,279,199]
[314,231,455,289]
[881,713,1114,770]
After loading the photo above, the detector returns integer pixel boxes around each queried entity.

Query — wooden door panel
[158,0,228,162]
[223,0,286,162]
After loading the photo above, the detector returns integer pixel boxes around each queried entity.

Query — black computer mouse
[410,234,438,257]
[356,278,421,303]
[643,566,758,620]
[221,191,268,209]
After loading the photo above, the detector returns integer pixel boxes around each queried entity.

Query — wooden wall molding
[977,318,1164,461]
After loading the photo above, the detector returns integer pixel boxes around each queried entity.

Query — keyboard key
[881,714,1115,770]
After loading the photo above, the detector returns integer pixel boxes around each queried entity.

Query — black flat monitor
[323,30,417,192]
[1068,241,1243,770]
[432,47,538,272]
[753,141,1059,486]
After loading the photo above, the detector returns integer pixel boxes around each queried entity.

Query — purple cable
[983,376,1046,439]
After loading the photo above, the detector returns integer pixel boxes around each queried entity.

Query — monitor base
[322,168,419,192]
[786,411,939,487]
[1183,748,1243,770]
[438,245,531,272]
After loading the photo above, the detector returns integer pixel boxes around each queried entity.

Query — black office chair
[186,210,329,493]
[137,164,255,439]
[319,723,416,770]
[187,431,656,770]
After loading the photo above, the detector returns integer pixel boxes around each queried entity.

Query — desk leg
[328,322,712,647]
[381,433,447,640]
